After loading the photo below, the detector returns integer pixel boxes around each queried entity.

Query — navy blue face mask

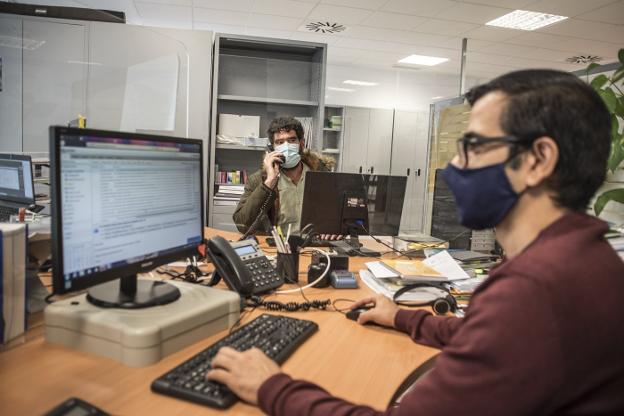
[441,162,520,230]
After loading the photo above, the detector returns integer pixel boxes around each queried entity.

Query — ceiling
[6,0,624,79]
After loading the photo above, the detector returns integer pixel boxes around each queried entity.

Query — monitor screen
[300,172,407,236]
[0,153,35,205]
[430,168,471,249]
[51,127,204,297]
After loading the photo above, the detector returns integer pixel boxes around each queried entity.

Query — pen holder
[277,252,300,283]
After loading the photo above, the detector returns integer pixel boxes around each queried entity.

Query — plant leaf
[619,48,624,65]
[613,67,624,83]
[615,96,624,118]
[594,188,624,216]
[586,62,601,74]
[607,138,624,172]
[591,74,609,89]
[599,89,618,113]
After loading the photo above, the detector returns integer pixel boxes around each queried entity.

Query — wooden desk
[0,229,438,415]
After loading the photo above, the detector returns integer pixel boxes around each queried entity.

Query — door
[366,108,394,175]
[341,107,370,174]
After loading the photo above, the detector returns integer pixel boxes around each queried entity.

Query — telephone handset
[267,144,285,167]
[206,236,283,295]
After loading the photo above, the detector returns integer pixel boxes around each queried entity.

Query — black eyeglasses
[456,132,533,167]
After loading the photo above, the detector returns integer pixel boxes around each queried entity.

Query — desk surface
[0,229,438,415]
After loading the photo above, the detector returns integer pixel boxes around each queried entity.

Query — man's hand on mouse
[350,294,400,328]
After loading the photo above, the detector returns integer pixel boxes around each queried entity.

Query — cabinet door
[341,107,370,174]
[23,20,87,152]
[0,16,23,153]
[366,108,393,175]
[393,110,430,233]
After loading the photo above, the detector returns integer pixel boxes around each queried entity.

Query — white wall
[325,63,488,111]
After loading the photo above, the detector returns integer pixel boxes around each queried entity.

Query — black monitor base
[87,275,181,309]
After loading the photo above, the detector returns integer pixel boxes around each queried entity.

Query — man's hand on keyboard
[206,346,281,405]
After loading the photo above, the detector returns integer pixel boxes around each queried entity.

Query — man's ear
[526,136,558,187]
[299,139,305,153]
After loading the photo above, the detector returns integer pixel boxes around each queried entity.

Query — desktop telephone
[206,236,283,295]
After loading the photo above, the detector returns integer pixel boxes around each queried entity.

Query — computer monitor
[430,168,471,249]
[0,153,35,207]
[50,126,204,308]
[300,172,407,236]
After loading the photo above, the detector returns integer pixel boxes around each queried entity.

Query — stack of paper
[365,250,470,283]
[1,223,27,344]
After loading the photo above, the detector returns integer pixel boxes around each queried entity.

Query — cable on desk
[331,298,358,314]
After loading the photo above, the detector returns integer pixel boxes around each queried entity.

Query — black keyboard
[0,206,18,222]
[151,314,318,409]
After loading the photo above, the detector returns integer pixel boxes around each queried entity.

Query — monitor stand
[87,275,180,309]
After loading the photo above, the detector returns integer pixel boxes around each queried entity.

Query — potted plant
[586,48,624,217]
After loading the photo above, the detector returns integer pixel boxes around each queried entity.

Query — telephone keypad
[243,258,282,292]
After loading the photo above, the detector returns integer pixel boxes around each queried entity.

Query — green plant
[586,48,624,216]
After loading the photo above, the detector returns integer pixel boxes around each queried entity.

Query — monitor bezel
[50,126,205,295]
[0,153,35,206]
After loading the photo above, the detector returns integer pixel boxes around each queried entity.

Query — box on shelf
[218,114,260,139]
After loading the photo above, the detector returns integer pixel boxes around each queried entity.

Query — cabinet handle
[370,166,374,174]
[417,168,421,176]
[359,166,362,173]
[406,168,410,176]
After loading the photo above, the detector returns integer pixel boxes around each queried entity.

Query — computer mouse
[346,306,374,321]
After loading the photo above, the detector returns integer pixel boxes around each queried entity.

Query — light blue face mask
[275,143,301,169]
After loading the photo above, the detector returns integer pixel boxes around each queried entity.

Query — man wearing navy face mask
[233,116,335,236]
[210,70,624,415]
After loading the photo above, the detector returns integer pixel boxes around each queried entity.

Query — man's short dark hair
[267,117,305,144]
[465,69,611,211]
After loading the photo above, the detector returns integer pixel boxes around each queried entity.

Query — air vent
[566,55,602,64]
[305,22,346,34]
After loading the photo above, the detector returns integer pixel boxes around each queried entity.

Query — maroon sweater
[258,212,624,415]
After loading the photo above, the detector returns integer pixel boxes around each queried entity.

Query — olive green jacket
[233,150,334,234]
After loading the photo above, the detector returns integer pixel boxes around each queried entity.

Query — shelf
[321,149,340,154]
[218,94,318,106]
[323,127,342,131]
[216,144,266,151]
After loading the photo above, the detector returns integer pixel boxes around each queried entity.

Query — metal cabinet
[391,110,430,233]
[342,106,393,175]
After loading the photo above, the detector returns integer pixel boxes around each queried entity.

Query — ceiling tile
[291,31,344,45]
[509,32,620,61]
[483,42,572,62]
[460,25,523,42]
[307,4,374,25]
[456,0,533,8]
[193,8,249,25]
[244,27,295,38]
[413,18,479,36]
[434,2,514,24]
[577,1,624,25]
[335,37,415,54]
[193,0,253,12]
[193,22,247,34]
[343,26,451,47]
[321,0,387,9]
[360,11,426,31]
[137,0,192,5]
[135,2,192,22]
[539,18,624,44]
[326,46,366,64]
[246,13,303,30]
[442,37,495,51]
[382,0,457,17]
[524,0,618,18]
[252,0,317,18]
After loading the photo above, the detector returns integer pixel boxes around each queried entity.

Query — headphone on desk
[392,282,458,315]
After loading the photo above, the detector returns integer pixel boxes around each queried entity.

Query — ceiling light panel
[343,80,378,86]
[398,54,449,66]
[486,10,567,31]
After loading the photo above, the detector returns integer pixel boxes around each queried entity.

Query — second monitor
[300,172,407,237]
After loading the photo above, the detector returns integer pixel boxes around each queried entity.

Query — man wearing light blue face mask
[233,117,335,236]
[210,70,624,416]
